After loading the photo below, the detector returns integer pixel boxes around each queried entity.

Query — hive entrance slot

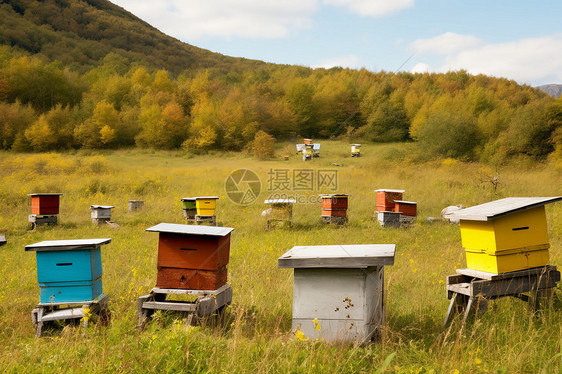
[56,263,73,266]
[512,226,529,231]
[180,248,197,251]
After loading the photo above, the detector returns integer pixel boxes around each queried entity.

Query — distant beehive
[194,196,219,216]
[29,193,62,215]
[320,194,349,224]
[128,200,144,212]
[375,189,404,212]
[181,197,197,220]
[303,138,312,145]
[451,197,562,274]
[90,205,114,225]
[25,238,111,303]
[146,223,234,290]
[351,144,361,157]
[394,200,417,217]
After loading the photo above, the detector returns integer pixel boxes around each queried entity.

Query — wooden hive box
[28,193,62,215]
[452,197,562,274]
[320,194,349,217]
[375,189,404,212]
[25,238,111,303]
[303,138,312,145]
[278,244,395,344]
[265,199,295,220]
[146,223,234,290]
[194,196,219,216]
[351,144,361,156]
[394,200,417,217]
[181,197,197,210]
[90,205,114,219]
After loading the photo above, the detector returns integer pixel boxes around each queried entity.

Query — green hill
[0,0,265,74]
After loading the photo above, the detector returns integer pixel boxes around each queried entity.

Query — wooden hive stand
[444,265,560,326]
[31,293,110,337]
[137,284,232,328]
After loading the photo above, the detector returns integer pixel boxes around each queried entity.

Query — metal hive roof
[451,196,562,221]
[146,223,233,236]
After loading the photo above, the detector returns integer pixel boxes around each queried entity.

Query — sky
[109,0,562,86]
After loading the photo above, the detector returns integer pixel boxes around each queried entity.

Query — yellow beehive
[453,197,561,274]
[195,196,219,216]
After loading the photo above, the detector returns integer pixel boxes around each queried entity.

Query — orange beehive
[375,189,404,212]
[146,223,234,290]
[303,138,312,145]
[29,193,62,215]
[394,200,417,217]
[321,194,349,217]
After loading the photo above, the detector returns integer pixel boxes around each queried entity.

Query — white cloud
[322,0,414,17]
[442,35,562,84]
[410,32,483,55]
[110,0,318,40]
[410,62,431,74]
[409,33,562,85]
[312,54,363,69]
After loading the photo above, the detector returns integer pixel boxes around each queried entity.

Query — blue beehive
[25,239,111,303]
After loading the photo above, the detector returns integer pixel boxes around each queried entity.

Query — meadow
[0,141,561,373]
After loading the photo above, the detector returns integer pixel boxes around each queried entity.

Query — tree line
[1,45,561,164]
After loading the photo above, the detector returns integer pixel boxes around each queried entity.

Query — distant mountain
[0,0,265,74]
[537,84,562,98]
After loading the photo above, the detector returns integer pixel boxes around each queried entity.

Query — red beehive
[28,193,62,215]
[321,194,350,217]
[394,200,417,217]
[375,189,404,212]
[146,223,234,290]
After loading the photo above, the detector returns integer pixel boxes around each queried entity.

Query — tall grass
[0,142,561,372]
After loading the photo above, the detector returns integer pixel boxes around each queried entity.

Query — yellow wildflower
[295,328,309,341]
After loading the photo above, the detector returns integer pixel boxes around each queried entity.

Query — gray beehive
[278,244,395,344]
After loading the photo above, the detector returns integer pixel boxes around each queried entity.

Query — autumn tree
[247,130,275,159]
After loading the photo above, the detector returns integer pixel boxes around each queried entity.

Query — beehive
[28,193,62,215]
[90,205,114,224]
[452,197,562,274]
[278,244,395,343]
[25,238,111,303]
[181,197,197,219]
[320,194,349,223]
[303,138,312,145]
[128,200,144,212]
[195,196,219,216]
[265,199,295,220]
[146,223,234,290]
[351,144,361,157]
[394,200,417,217]
[375,189,404,212]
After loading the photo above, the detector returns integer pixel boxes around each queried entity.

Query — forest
[0,0,562,165]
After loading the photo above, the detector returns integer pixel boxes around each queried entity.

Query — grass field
[0,141,561,373]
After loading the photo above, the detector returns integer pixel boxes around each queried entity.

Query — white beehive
[278,244,395,343]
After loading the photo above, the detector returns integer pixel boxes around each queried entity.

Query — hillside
[538,84,562,98]
[0,0,265,74]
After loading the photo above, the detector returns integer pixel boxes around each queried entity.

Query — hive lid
[350,144,362,146]
[265,199,296,204]
[181,197,196,201]
[451,197,562,222]
[146,223,233,236]
[374,189,405,193]
[27,193,63,196]
[278,244,395,268]
[194,196,219,200]
[25,238,111,252]
[90,205,114,209]
[394,200,416,204]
